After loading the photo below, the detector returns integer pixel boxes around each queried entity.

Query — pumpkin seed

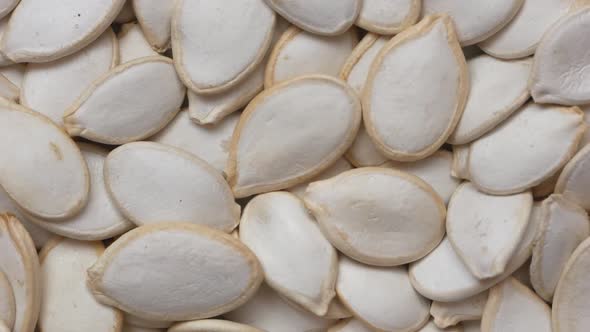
[168,319,263,332]
[132,0,174,52]
[356,0,421,35]
[118,23,157,64]
[0,187,51,249]
[287,158,353,199]
[430,292,488,328]
[0,270,15,331]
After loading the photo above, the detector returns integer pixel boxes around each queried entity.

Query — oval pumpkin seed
[530,195,590,302]
[447,55,531,145]
[327,318,373,332]
[265,26,357,88]
[132,0,175,52]
[240,192,337,316]
[555,144,590,210]
[87,222,263,321]
[552,237,590,332]
[0,214,40,332]
[168,319,262,332]
[118,23,157,64]
[0,271,15,330]
[481,277,551,332]
[430,292,488,328]
[23,143,134,240]
[227,75,361,198]
[105,142,239,231]
[151,110,240,174]
[287,158,353,199]
[305,167,446,266]
[422,0,524,46]
[0,102,89,219]
[20,29,117,127]
[38,237,123,332]
[447,183,532,279]
[530,8,590,105]
[467,103,585,195]
[64,56,185,144]
[0,0,124,62]
[336,256,431,332]
[172,0,275,94]
[363,14,468,161]
[479,0,575,59]
[356,0,420,35]
[264,0,360,36]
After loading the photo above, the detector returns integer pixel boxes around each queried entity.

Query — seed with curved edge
[422,0,524,46]
[87,222,263,321]
[0,102,89,220]
[168,319,262,332]
[172,0,275,94]
[530,195,589,302]
[336,256,431,332]
[356,0,420,35]
[555,144,590,210]
[304,167,446,266]
[482,278,551,332]
[530,8,590,105]
[132,0,175,52]
[479,0,574,59]
[20,29,117,127]
[0,270,15,330]
[264,0,360,36]
[447,55,531,145]
[22,143,134,241]
[409,203,541,302]
[105,142,239,231]
[327,318,372,332]
[151,110,239,174]
[240,192,337,316]
[265,26,357,88]
[430,292,488,328]
[363,14,468,162]
[38,238,123,332]
[447,183,532,279]
[227,75,361,198]
[0,214,40,332]
[225,284,334,332]
[418,320,462,332]
[467,103,585,195]
[0,0,124,63]
[64,56,185,145]
[118,23,157,64]
[287,158,353,199]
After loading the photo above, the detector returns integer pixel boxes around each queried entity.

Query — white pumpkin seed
[114,1,135,24]
[530,195,590,302]
[409,203,541,301]
[64,56,185,144]
[287,158,353,199]
[0,214,40,332]
[227,75,361,198]
[118,23,157,64]
[87,222,263,321]
[172,0,275,94]
[555,144,590,210]
[530,8,590,105]
[38,237,123,332]
[481,277,551,332]
[336,256,431,332]
[552,237,590,332]
[430,292,488,329]
[265,26,357,87]
[447,55,531,145]
[422,0,524,46]
[225,284,335,332]
[105,142,239,231]
[363,14,468,161]
[0,270,14,331]
[0,0,124,62]
[479,0,575,59]
[327,318,373,332]
[264,0,360,36]
[385,150,461,204]
[356,0,420,35]
[151,110,239,174]
[305,167,446,266]
[132,0,175,52]
[168,319,262,332]
[23,143,134,240]
[0,102,89,219]
[446,183,532,279]
[20,29,117,127]
[418,320,462,332]
[240,192,337,316]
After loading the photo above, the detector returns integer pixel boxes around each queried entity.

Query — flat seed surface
[132,0,175,52]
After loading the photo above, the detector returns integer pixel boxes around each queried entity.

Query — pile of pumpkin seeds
[2,0,590,331]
